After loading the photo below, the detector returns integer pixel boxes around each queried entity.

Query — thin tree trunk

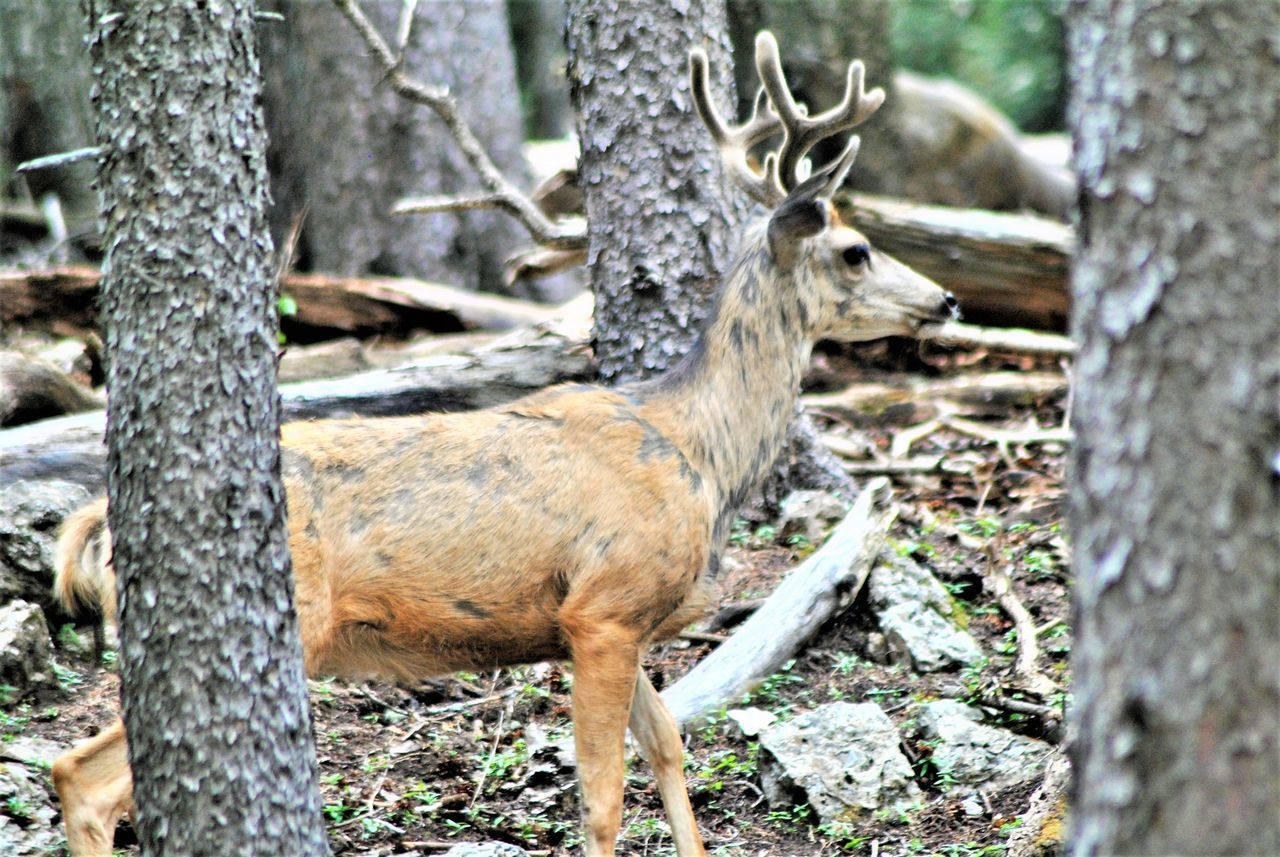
[565,0,746,383]
[0,0,96,216]
[1067,2,1280,854]
[85,0,329,853]
[259,0,530,296]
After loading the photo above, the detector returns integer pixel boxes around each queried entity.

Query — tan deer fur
[50,33,956,857]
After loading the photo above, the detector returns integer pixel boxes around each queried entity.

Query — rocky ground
[0,336,1070,856]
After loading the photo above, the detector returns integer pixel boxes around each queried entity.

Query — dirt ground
[13,337,1070,856]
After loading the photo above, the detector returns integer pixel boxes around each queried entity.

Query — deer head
[690,32,958,341]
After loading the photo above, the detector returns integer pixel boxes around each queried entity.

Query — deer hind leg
[628,669,706,856]
[51,717,133,857]
[562,615,642,856]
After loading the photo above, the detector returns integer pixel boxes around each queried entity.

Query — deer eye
[842,243,871,267]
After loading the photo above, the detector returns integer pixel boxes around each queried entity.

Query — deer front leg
[629,669,706,856]
[563,616,641,856]
[51,717,134,857]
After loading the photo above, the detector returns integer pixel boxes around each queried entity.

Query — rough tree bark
[1067,2,1280,855]
[85,0,329,853]
[565,0,747,383]
[258,0,530,296]
[564,0,852,503]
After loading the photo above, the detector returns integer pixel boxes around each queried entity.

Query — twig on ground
[982,543,1058,698]
[891,418,945,459]
[679,630,730,646]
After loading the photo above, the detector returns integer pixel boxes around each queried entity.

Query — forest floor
[15,336,1070,857]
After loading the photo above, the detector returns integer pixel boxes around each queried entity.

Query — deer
[49,32,956,857]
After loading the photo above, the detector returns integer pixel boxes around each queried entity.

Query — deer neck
[630,239,818,543]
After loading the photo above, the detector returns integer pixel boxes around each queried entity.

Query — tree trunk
[0,0,96,217]
[565,0,747,384]
[258,0,531,296]
[1067,3,1280,855]
[85,1,329,853]
[508,0,573,140]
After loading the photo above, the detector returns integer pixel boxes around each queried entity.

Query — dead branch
[984,551,1058,698]
[806,371,1068,419]
[0,325,592,490]
[662,478,896,730]
[921,321,1076,356]
[329,0,584,250]
[0,352,102,427]
[0,266,564,339]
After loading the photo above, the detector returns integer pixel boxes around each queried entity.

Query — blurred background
[1,0,1070,296]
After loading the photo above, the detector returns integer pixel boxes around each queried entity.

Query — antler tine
[753,31,885,196]
[689,48,787,207]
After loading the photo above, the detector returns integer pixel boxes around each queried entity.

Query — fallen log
[0,351,102,427]
[842,195,1074,331]
[0,266,565,340]
[804,371,1069,422]
[662,478,895,730]
[0,327,592,490]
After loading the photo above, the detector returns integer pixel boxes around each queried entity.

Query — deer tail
[53,497,117,625]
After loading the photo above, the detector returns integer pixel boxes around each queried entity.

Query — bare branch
[328,0,583,250]
[15,146,105,174]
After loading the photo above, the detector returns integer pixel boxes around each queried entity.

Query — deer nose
[941,291,960,320]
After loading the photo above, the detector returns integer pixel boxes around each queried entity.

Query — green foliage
[276,293,298,344]
[890,0,1068,132]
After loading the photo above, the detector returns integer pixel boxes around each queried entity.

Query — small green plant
[52,663,83,692]
[56,623,85,651]
[322,800,358,823]
[693,745,759,794]
[479,738,528,785]
[746,661,805,715]
[818,820,871,852]
[4,795,33,819]
[765,802,813,831]
[276,293,298,344]
[361,754,390,774]
[625,815,669,839]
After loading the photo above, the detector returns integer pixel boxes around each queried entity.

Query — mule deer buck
[50,32,956,857]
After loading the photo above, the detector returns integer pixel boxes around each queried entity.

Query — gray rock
[0,480,91,607]
[759,702,922,823]
[0,760,62,855]
[0,736,64,768]
[868,555,984,672]
[879,602,984,672]
[442,843,529,856]
[0,601,55,695]
[911,700,1052,793]
[777,490,849,542]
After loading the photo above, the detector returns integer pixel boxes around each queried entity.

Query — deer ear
[767,192,828,267]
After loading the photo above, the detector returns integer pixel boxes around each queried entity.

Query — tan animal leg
[629,669,706,856]
[563,618,641,856]
[51,718,133,857]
